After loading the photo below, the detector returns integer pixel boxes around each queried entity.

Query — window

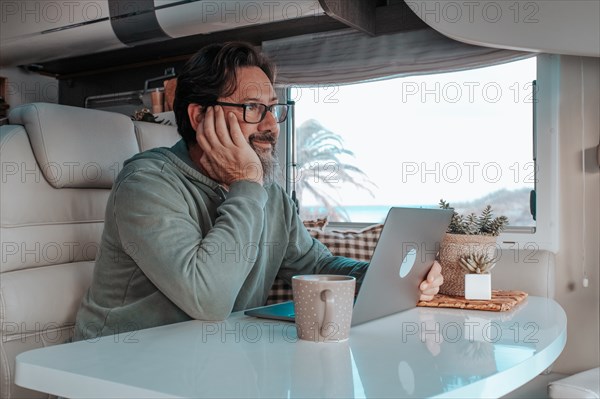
[290,57,537,228]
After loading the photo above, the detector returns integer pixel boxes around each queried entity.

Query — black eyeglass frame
[213,101,289,124]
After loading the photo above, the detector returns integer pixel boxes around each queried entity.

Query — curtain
[262,28,534,85]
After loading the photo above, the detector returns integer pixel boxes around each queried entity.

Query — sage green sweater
[74,140,367,340]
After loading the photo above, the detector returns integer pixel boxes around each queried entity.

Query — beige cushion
[492,247,556,298]
[0,262,94,330]
[8,103,138,188]
[0,262,94,398]
[134,119,180,152]
[1,125,105,273]
[1,103,141,399]
[549,368,600,398]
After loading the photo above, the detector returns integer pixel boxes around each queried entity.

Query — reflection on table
[15,296,566,398]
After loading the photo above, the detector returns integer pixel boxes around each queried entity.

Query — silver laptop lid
[351,207,452,326]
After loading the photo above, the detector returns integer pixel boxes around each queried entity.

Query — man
[74,42,442,340]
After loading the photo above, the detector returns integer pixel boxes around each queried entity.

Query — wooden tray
[417,290,528,312]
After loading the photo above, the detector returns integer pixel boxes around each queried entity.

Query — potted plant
[461,253,496,300]
[438,200,509,298]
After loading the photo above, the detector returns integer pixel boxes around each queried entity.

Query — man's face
[219,66,280,183]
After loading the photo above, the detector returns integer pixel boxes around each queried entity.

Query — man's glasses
[213,101,289,124]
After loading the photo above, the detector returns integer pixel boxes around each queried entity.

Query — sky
[292,57,537,207]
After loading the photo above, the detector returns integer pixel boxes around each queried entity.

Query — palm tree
[294,119,376,221]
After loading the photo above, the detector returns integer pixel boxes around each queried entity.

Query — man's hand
[419,261,443,301]
[195,106,264,185]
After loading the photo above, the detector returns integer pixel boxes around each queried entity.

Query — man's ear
[187,103,203,131]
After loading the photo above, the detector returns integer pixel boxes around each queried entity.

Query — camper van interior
[1,0,598,398]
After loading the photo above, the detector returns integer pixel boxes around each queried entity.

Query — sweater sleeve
[277,204,369,289]
[112,169,267,321]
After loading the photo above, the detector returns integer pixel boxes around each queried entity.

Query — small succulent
[439,199,509,236]
[459,253,497,274]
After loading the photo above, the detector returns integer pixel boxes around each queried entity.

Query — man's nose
[258,111,279,135]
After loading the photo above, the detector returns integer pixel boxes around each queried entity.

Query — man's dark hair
[173,42,276,145]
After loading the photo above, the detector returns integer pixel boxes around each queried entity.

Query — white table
[16,296,566,398]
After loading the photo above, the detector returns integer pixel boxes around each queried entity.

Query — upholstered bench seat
[0,104,180,399]
[549,368,600,399]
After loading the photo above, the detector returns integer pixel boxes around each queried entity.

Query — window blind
[262,28,534,85]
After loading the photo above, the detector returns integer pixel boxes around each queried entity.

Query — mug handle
[320,289,335,338]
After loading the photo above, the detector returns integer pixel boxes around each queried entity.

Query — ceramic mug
[292,275,356,343]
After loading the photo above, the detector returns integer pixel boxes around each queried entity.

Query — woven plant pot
[438,233,498,297]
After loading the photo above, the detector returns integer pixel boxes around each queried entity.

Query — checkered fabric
[310,224,383,262]
[300,216,329,231]
[265,223,384,304]
[265,279,294,304]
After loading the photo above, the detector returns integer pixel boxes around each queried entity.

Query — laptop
[244,207,453,326]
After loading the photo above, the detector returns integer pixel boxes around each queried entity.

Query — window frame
[280,54,559,252]
[498,54,559,252]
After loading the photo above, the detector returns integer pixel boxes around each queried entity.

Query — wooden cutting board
[417,290,528,312]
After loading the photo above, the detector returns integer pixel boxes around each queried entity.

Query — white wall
[553,55,600,373]
[0,67,58,109]
[413,0,600,57]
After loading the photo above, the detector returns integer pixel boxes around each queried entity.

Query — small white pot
[464,274,492,300]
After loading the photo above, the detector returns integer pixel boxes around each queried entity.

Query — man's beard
[249,132,279,186]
